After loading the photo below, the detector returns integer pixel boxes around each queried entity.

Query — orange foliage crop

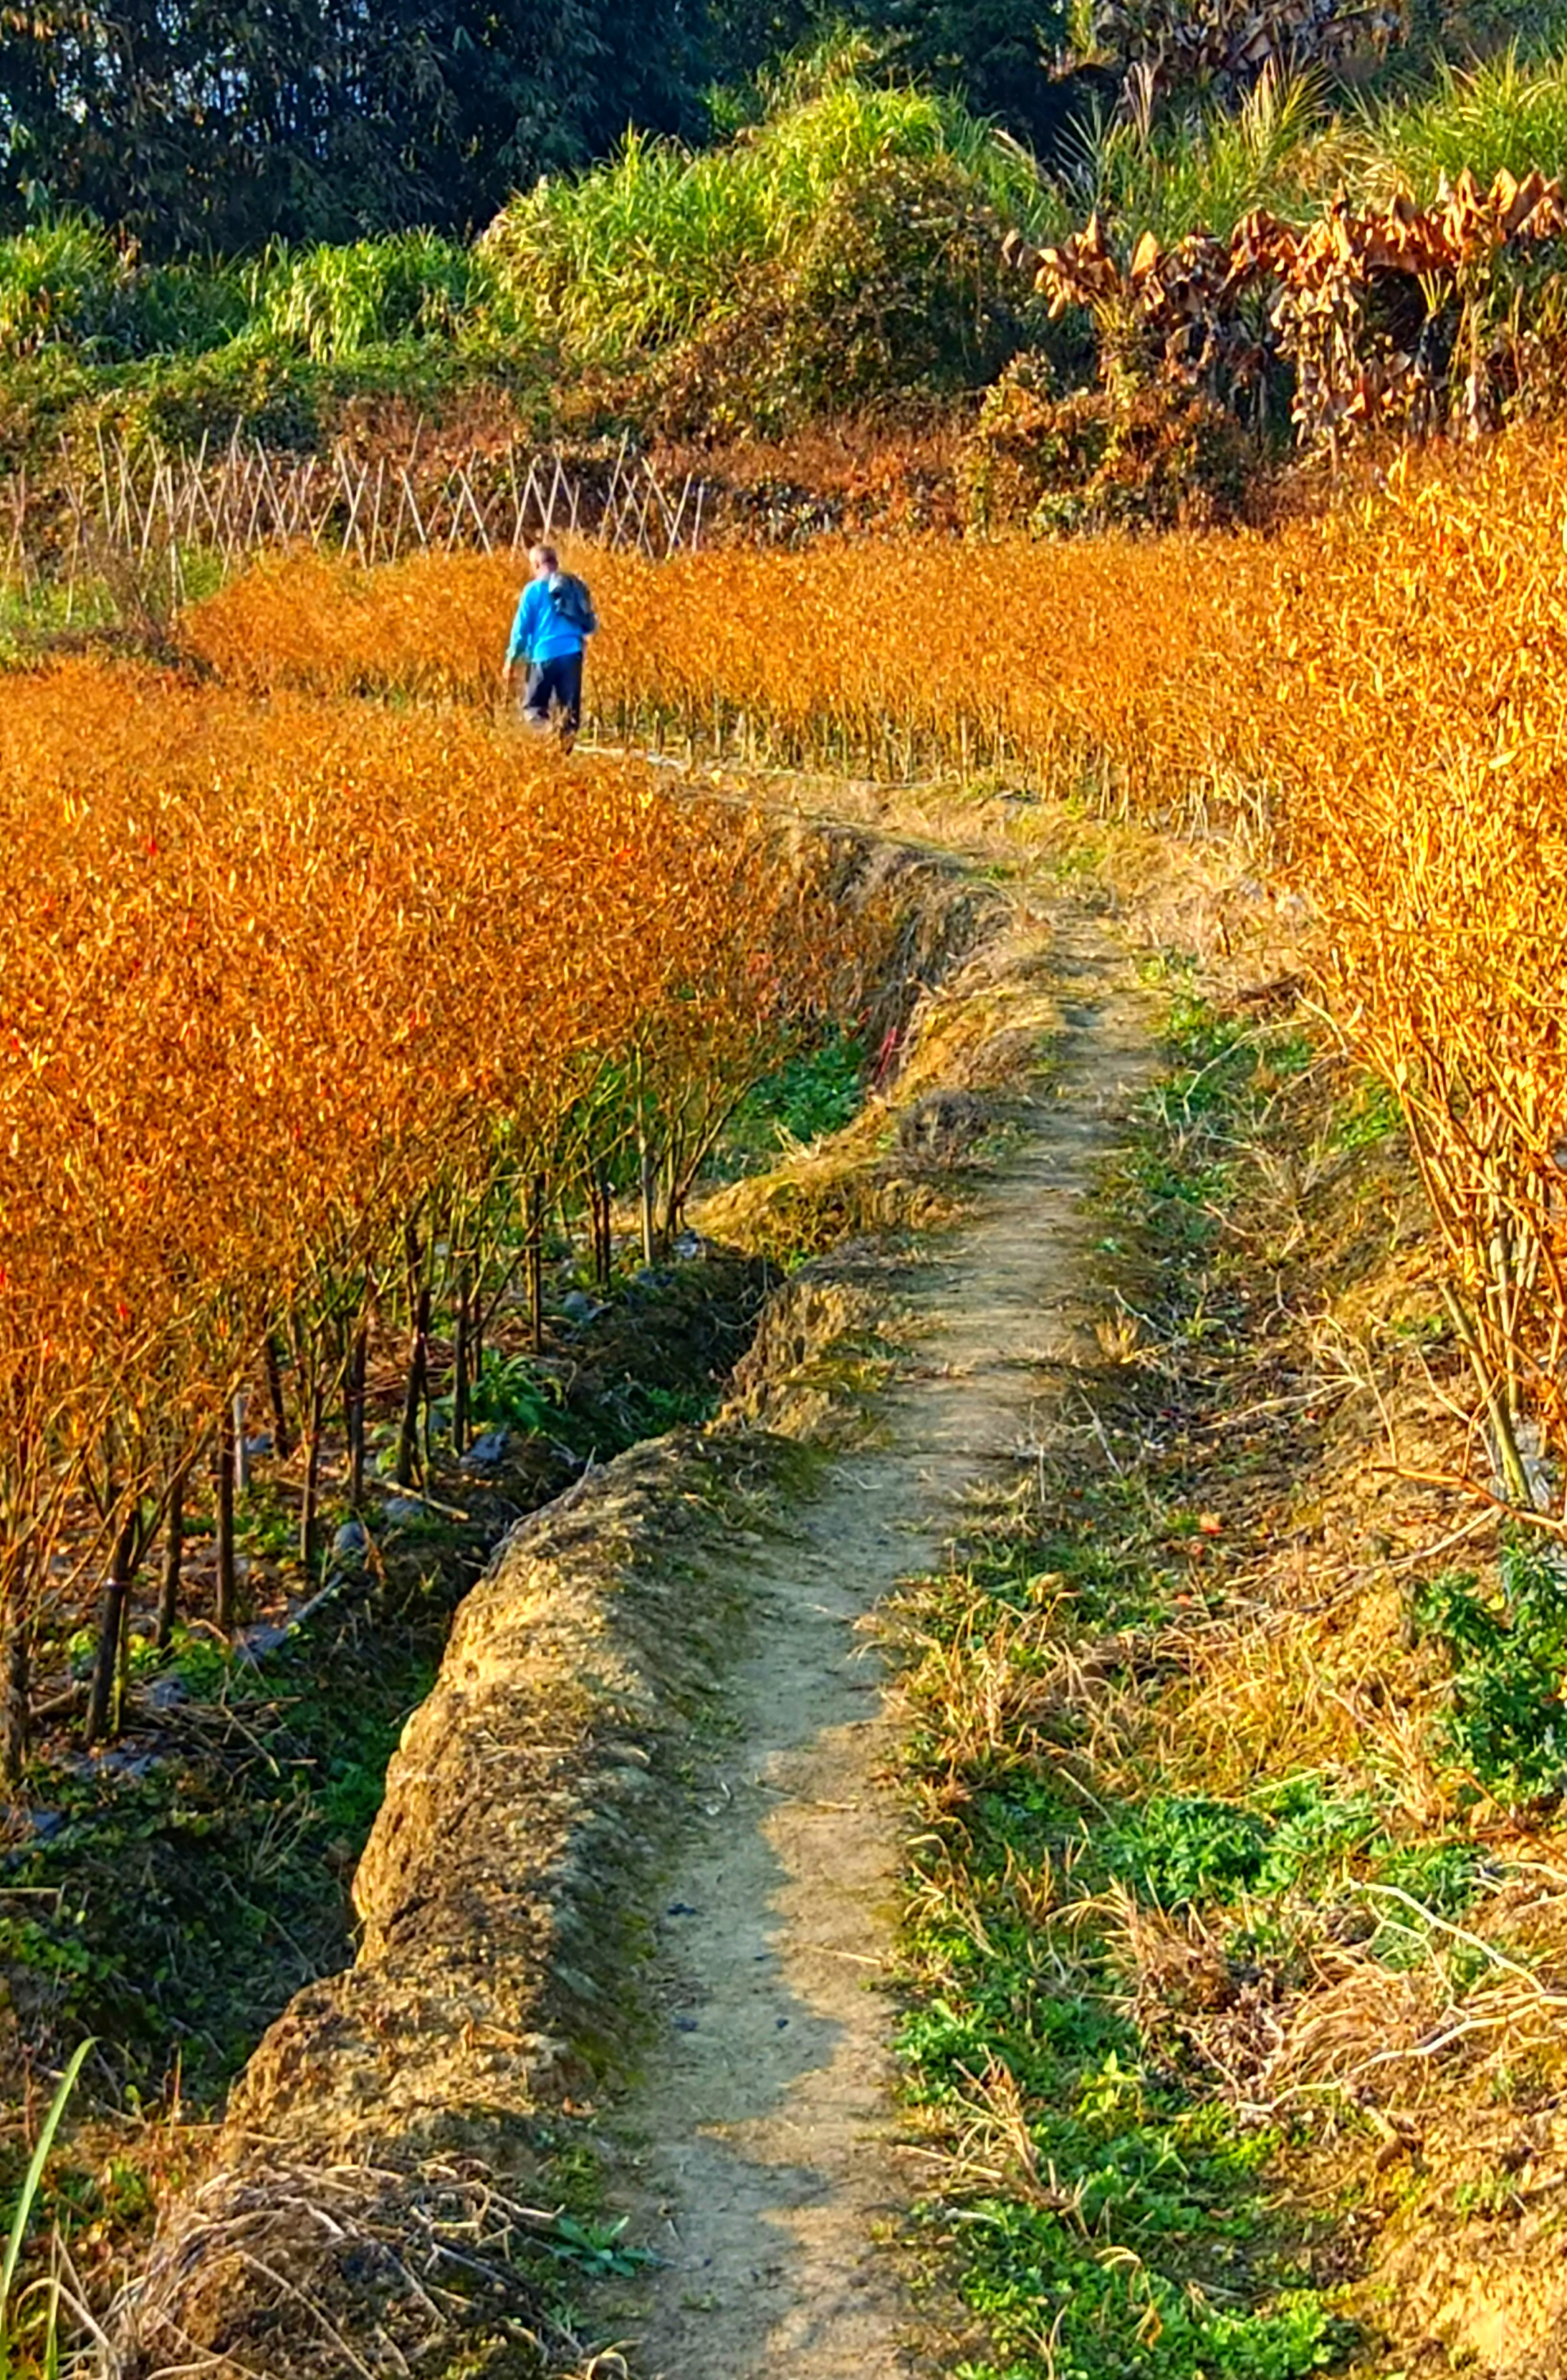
[177,430,1567,1514]
[0,666,874,1755]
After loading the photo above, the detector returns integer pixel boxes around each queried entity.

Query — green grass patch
[886,974,1472,2378]
[1414,1543,1567,1805]
[1,1612,440,2111]
[711,1028,866,1179]
[896,1529,1350,2380]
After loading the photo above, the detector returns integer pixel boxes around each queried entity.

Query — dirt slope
[609,918,1157,2376]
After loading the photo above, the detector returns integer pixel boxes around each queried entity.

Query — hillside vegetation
[6,7,1567,499]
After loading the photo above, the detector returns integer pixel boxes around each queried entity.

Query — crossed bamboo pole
[0,424,704,599]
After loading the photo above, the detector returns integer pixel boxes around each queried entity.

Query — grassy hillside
[6,16,1567,499]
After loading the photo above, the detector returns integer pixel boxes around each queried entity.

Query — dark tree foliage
[698,0,822,82]
[850,0,1073,147]
[0,0,706,251]
[0,0,1078,254]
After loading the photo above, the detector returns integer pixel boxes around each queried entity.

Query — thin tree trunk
[1,1580,29,1785]
[216,1405,237,1638]
[395,1227,430,1488]
[264,1335,292,1458]
[299,1380,325,1573]
[345,1323,368,1508]
[527,1175,546,1358]
[86,1504,139,1746]
[594,1169,613,1288]
[661,1156,684,1251]
[452,1266,471,1456]
[638,1133,656,1268]
[155,1464,186,1648]
[115,1560,133,1735]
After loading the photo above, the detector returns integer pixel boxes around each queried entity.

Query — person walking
[504,543,597,749]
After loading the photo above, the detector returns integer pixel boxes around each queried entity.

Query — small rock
[332,1520,369,1566]
[237,1623,287,1661]
[98,1749,157,1780]
[463,1428,509,1470]
[382,1496,426,1525]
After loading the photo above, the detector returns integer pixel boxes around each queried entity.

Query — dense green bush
[480,69,1050,370]
[644,143,1041,438]
[254,234,495,363]
[959,353,1255,532]
[0,219,125,358]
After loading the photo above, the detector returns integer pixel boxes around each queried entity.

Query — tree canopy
[0,1,1067,251]
[0,0,704,251]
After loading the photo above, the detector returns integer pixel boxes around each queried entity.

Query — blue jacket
[507,577,593,666]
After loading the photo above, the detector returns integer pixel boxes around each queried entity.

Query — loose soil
[605,918,1158,2376]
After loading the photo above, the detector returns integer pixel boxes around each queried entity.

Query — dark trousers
[522,652,583,734]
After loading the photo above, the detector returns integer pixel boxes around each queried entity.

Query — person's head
[529,542,558,580]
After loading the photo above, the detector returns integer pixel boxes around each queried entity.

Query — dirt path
[608,915,1158,2379]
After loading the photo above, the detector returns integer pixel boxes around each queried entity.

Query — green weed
[719,1030,865,1172]
[1414,1546,1567,1803]
[0,2038,90,2379]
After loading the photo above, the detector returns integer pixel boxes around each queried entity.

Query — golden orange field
[0,669,873,1755]
[7,426,1567,1763]
[178,433,1567,1498]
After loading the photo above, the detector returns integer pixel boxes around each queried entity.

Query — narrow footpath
[610,916,1158,2379]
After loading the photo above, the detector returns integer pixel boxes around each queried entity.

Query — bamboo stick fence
[0,425,705,599]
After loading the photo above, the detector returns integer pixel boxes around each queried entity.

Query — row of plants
[0,665,886,1782]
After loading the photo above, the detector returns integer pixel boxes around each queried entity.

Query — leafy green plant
[0,2036,91,2378]
[1351,42,1567,208]
[1103,1777,1385,1909]
[466,1350,567,1438]
[534,2212,653,2280]
[1415,1548,1567,1801]
[719,1030,864,1174]
[254,233,486,363]
[0,219,123,360]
